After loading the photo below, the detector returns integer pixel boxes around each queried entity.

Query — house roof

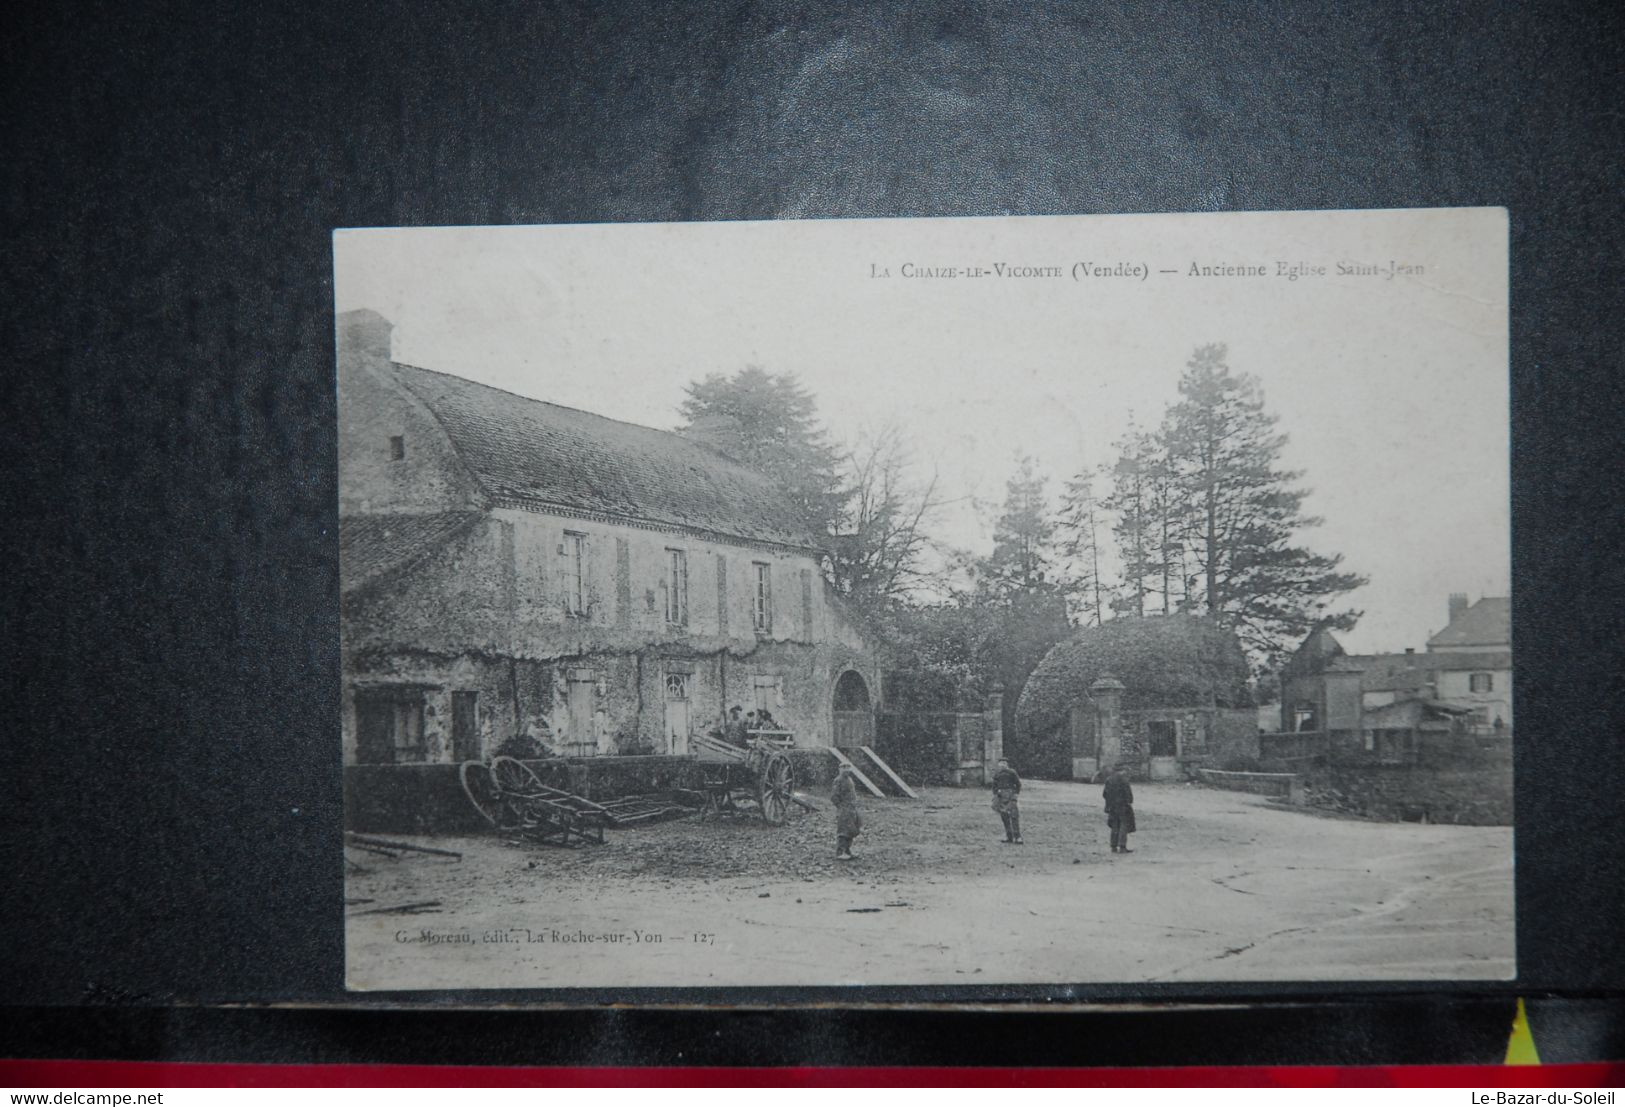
[1427,596,1511,650]
[1283,626,1346,677]
[1364,697,1472,730]
[1328,650,1514,692]
[340,511,481,594]
[389,362,818,550]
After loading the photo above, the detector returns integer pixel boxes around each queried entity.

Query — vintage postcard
[336,209,1511,991]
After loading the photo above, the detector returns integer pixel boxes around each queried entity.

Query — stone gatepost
[1091,674,1125,777]
[983,684,1004,786]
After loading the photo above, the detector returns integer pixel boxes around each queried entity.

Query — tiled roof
[1329,650,1513,692]
[340,512,480,594]
[1364,697,1473,729]
[390,362,818,550]
[1427,596,1511,650]
[1283,626,1346,676]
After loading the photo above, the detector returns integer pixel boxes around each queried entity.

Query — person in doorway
[1103,764,1136,853]
[991,758,1023,844]
[831,763,862,860]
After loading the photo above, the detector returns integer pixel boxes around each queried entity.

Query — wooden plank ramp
[827,747,885,797]
[858,746,919,799]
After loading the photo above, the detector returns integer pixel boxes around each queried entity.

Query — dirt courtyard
[345,779,1514,990]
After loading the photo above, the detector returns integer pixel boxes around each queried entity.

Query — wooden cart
[688,730,798,826]
[458,755,612,846]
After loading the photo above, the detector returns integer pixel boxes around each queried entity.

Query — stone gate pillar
[983,684,1004,785]
[1091,674,1125,776]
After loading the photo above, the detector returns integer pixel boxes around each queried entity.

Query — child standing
[831,763,862,860]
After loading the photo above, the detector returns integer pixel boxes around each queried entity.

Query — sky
[333,209,1509,655]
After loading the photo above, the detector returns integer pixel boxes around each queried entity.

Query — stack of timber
[596,794,691,825]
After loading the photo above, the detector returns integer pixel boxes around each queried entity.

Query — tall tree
[1145,419,1194,616]
[678,366,848,540]
[1057,468,1107,627]
[972,455,1074,754]
[828,423,943,614]
[1163,344,1367,664]
[980,454,1067,598]
[1101,423,1160,617]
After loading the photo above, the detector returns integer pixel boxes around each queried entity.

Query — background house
[1278,593,1511,765]
[338,309,881,766]
[1427,594,1512,732]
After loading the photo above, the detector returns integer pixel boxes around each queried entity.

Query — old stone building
[338,309,881,766]
[1014,615,1257,781]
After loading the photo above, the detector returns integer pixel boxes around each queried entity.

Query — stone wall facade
[339,324,881,765]
[1061,697,1259,781]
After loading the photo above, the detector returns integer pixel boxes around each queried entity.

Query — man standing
[724,705,747,747]
[991,758,1023,844]
[1103,765,1136,853]
[831,763,862,860]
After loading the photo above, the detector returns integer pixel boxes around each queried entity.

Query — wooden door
[355,695,395,764]
[451,691,479,762]
[1147,719,1179,780]
[833,712,873,748]
[664,673,691,755]
[566,679,596,757]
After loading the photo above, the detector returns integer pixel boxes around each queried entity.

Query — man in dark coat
[990,758,1023,843]
[831,763,862,860]
[1103,765,1135,853]
[724,705,747,747]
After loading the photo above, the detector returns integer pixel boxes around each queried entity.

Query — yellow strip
[1505,997,1542,1065]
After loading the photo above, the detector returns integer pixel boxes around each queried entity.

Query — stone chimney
[1448,592,1470,626]
[337,308,394,363]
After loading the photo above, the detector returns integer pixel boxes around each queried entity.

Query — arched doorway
[832,669,874,748]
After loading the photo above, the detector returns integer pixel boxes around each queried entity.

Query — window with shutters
[752,561,772,632]
[664,548,689,626]
[563,531,587,615]
[354,688,427,764]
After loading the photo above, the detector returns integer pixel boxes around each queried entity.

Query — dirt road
[345,779,1514,990]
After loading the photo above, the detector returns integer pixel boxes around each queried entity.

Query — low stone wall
[344,763,489,835]
[876,711,981,786]
[1305,763,1513,825]
[1195,768,1300,799]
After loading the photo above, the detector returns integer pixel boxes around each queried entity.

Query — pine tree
[1163,344,1367,664]
[678,366,848,541]
[972,455,1074,758]
[980,454,1067,599]
[1058,468,1107,627]
[1101,423,1159,617]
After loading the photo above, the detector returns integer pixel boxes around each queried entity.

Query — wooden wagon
[687,729,799,826]
[458,755,686,847]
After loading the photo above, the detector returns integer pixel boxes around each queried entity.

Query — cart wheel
[757,751,794,827]
[490,755,544,795]
[460,760,518,829]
